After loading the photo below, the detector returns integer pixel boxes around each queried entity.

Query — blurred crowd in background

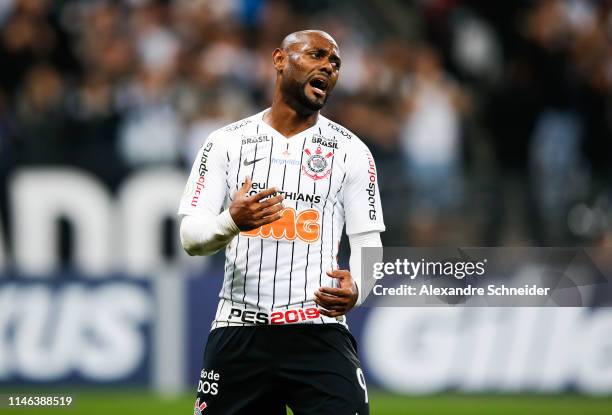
[1,0,612,250]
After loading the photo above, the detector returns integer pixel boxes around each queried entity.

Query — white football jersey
[178,110,385,329]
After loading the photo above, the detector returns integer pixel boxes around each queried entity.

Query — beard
[281,76,328,113]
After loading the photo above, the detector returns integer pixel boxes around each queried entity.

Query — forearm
[349,231,382,306]
[180,210,240,256]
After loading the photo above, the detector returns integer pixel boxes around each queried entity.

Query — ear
[272,48,285,72]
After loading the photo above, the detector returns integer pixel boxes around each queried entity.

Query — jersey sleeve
[178,131,228,217]
[343,142,386,235]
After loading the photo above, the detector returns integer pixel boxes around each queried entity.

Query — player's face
[281,34,341,112]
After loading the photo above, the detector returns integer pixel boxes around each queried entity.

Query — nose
[320,59,333,75]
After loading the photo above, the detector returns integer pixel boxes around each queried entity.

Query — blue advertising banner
[0,273,153,385]
[185,259,612,396]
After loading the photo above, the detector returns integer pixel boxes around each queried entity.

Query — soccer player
[179,30,384,415]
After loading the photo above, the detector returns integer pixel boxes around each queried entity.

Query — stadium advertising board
[0,276,152,384]
[0,168,196,387]
[1,168,611,395]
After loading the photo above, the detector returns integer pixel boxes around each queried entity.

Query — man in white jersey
[179,30,384,415]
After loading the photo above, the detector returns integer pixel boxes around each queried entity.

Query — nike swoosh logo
[243,157,265,166]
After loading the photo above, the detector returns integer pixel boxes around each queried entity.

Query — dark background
[1,0,611,254]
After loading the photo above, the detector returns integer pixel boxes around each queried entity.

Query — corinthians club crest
[302,146,333,180]
[193,398,207,414]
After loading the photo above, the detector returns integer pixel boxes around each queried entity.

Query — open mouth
[308,76,329,97]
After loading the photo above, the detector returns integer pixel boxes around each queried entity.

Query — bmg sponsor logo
[241,207,320,243]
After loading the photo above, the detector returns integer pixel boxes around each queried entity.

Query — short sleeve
[343,142,386,235]
[178,132,228,217]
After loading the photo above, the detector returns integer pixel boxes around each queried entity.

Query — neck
[264,94,318,138]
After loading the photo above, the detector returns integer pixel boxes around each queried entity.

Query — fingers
[314,291,349,317]
[315,301,347,311]
[258,194,284,209]
[326,269,350,279]
[229,180,284,230]
[326,269,352,290]
[315,270,358,317]
[254,202,284,220]
[314,289,351,309]
[318,286,351,297]
[250,193,283,221]
[237,176,252,195]
[253,211,283,227]
[250,187,279,201]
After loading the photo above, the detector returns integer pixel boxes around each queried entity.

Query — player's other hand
[229,176,284,231]
[314,270,358,318]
